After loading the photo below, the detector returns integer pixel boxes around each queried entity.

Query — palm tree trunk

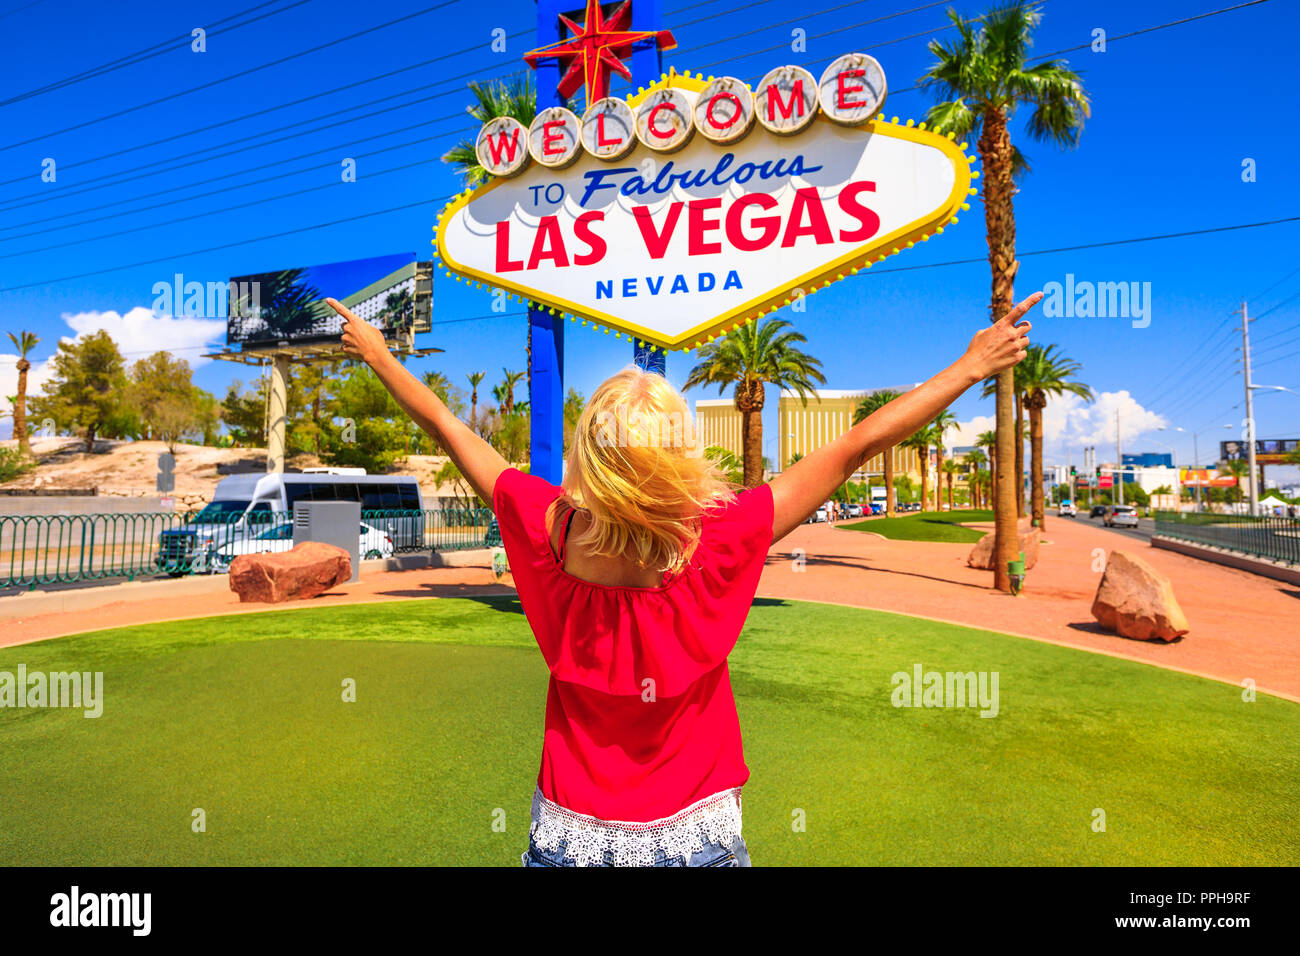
[981,107,1018,592]
[919,460,929,511]
[935,447,944,510]
[738,379,765,488]
[14,359,29,456]
[1030,404,1046,531]
[1015,393,1025,518]
[884,448,896,517]
[741,408,763,488]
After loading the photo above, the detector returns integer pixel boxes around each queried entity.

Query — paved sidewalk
[763,516,1299,701]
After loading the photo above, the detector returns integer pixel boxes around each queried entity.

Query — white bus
[158,470,425,573]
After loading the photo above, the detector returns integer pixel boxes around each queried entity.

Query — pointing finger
[999,291,1044,326]
[326,297,362,324]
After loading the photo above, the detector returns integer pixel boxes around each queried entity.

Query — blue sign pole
[630,0,667,376]
[530,0,569,484]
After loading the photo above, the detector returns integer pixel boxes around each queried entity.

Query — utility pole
[1116,411,1124,506]
[1238,300,1259,516]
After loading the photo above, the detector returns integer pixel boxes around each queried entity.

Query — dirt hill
[1,436,471,509]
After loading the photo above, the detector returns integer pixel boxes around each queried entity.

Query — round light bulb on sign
[693,76,755,145]
[580,97,637,160]
[819,53,887,125]
[475,116,530,177]
[528,107,581,169]
[635,87,695,153]
[755,65,819,136]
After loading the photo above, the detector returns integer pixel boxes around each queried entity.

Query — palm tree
[442,76,538,187]
[1221,458,1249,504]
[943,459,961,510]
[976,429,997,506]
[1018,344,1093,530]
[499,368,525,415]
[467,371,486,437]
[923,1,1090,590]
[931,409,958,511]
[902,426,938,511]
[965,447,988,507]
[684,317,825,487]
[854,389,902,515]
[6,330,39,456]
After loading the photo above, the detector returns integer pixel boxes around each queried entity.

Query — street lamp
[1251,384,1300,398]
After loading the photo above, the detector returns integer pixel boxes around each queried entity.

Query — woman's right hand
[959,291,1041,381]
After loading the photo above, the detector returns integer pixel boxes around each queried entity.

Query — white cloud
[948,390,1166,466]
[0,308,224,439]
[61,307,224,366]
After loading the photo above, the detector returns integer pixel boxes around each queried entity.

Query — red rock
[228,541,352,603]
[1091,550,1189,642]
[967,526,1040,571]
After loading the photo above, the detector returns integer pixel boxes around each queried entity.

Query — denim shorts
[523,832,751,867]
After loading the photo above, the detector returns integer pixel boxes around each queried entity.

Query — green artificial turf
[842,508,996,543]
[0,595,1295,866]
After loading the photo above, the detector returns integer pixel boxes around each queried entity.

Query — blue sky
[1,0,1297,482]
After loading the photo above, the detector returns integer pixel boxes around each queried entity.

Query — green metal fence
[0,508,496,590]
[1153,510,1300,566]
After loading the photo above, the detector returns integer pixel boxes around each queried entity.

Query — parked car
[869,502,885,515]
[209,521,394,574]
[809,505,828,523]
[846,503,864,518]
[1058,500,1077,517]
[1104,505,1139,528]
[1089,505,1108,519]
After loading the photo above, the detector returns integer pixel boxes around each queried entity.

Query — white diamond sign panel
[434,71,974,351]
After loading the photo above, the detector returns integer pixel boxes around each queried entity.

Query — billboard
[227,253,431,347]
[435,64,972,351]
[1180,469,1238,488]
[1220,439,1299,466]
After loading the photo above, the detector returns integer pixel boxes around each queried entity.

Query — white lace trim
[527,787,743,867]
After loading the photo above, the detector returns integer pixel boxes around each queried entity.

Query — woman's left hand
[327,297,389,366]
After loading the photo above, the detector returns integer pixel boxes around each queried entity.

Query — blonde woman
[327,292,1039,867]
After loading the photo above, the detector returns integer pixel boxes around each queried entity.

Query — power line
[1,0,469,152]
[0,0,47,21]
[0,0,314,108]
[880,0,1271,100]
[0,153,453,260]
[0,31,529,192]
[696,0,976,73]
[1253,289,1300,321]
[675,0,945,58]
[0,117,471,242]
[0,197,451,292]
[0,98,479,223]
[671,0,780,31]
[1251,263,1300,304]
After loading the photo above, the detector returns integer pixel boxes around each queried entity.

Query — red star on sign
[524,0,677,106]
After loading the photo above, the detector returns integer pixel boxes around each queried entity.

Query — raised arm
[768,291,1042,542]
[327,298,509,504]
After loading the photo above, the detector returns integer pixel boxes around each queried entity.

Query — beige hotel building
[694,386,925,480]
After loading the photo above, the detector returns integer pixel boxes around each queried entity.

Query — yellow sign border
[433,70,976,351]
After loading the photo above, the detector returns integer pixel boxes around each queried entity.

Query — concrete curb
[1151,535,1300,587]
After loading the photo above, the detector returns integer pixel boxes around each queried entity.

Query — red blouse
[492,467,774,823]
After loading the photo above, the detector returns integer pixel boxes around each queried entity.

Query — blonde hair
[552,367,735,575]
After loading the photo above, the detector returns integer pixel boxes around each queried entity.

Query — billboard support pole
[630,0,666,376]
[266,354,289,474]
[529,0,568,484]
